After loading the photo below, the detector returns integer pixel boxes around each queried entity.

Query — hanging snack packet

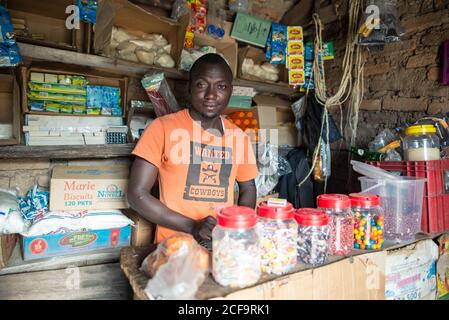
[141,73,180,118]
[270,24,288,65]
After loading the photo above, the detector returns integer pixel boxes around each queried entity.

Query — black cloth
[279,148,315,209]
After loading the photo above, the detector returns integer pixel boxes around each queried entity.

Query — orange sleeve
[131,118,165,168]
[236,137,259,182]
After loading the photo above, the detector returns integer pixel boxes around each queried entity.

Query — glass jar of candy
[212,206,261,288]
[295,208,330,266]
[349,193,384,250]
[317,194,353,256]
[256,200,298,275]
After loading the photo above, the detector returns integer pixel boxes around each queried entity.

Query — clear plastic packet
[255,144,292,197]
[357,0,404,46]
[141,73,180,117]
[141,233,210,300]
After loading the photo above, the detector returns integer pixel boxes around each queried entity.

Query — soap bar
[30,72,44,82]
[44,73,58,84]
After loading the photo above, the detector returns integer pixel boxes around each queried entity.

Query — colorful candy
[257,219,297,275]
[257,200,298,275]
[295,208,330,266]
[350,193,384,251]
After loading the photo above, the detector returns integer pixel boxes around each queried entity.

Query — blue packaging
[22,225,131,260]
[305,42,314,61]
[77,0,97,24]
[86,85,121,116]
[270,24,288,65]
[0,5,22,66]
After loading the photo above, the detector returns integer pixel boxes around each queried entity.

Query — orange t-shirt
[132,109,259,242]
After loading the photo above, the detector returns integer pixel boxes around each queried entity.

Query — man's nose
[205,86,217,99]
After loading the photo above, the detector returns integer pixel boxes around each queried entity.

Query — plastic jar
[403,125,440,161]
[317,194,353,256]
[212,206,261,288]
[256,200,298,275]
[295,208,330,266]
[350,193,384,250]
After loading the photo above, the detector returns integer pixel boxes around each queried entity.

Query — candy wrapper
[141,73,180,118]
[18,184,50,227]
[269,24,288,65]
[141,233,210,300]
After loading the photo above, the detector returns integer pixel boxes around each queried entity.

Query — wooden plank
[18,42,187,80]
[0,262,133,300]
[0,243,121,276]
[0,143,135,160]
[18,43,298,95]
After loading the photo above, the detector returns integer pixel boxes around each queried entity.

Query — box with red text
[49,165,129,211]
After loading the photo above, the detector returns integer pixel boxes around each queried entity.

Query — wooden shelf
[18,43,297,95]
[0,144,136,160]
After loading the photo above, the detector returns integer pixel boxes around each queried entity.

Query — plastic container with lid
[212,206,261,288]
[403,125,440,161]
[295,208,330,266]
[256,199,298,275]
[317,194,353,256]
[350,193,384,250]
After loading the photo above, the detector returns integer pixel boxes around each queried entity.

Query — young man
[128,54,259,245]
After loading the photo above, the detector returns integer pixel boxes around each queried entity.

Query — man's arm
[237,179,257,208]
[127,157,216,241]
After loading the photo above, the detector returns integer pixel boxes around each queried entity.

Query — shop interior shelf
[18,43,296,96]
[0,143,136,160]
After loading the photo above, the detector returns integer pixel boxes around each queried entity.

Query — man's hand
[191,216,217,242]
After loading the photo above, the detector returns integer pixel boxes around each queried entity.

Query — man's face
[190,63,232,119]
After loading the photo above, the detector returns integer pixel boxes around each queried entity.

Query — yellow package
[288,55,304,70]
[287,41,304,56]
[287,26,303,41]
[289,70,305,86]
[28,82,86,95]
[28,91,87,103]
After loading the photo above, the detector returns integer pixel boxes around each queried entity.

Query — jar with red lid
[349,193,384,250]
[317,194,353,256]
[295,208,330,266]
[212,206,261,288]
[256,200,298,275]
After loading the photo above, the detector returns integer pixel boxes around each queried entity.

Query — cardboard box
[207,251,386,300]
[21,225,131,261]
[94,0,189,69]
[123,209,155,246]
[49,165,129,211]
[437,234,449,300]
[0,74,21,145]
[0,234,17,268]
[195,22,238,78]
[385,239,438,300]
[7,0,85,52]
[20,65,129,117]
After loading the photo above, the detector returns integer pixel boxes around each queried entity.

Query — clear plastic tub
[359,176,426,242]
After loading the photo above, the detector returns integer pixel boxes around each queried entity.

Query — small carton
[21,225,131,261]
[50,165,129,211]
[0,234,17,268]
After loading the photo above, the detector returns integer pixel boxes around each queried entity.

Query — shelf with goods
[17,43,297,96]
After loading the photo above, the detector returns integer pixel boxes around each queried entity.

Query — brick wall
[326,0,449,148]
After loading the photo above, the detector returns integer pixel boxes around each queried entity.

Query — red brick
[360,99,382,111]
[381,38,418,53]
[364,63,390,77]
[406,53,437,68]
[427,101,449,115]
[382,96,428,112]
[427,67,440,81]
[402,11,449,34]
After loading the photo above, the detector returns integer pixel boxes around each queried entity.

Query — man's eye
[217,84,226,90]
[197,82,206,88]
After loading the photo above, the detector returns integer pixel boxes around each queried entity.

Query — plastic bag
[141,73,180,117]
[17,184,49,226]
[206,1,226,39]
[0,188,26,234]
[255,144,292,197]
[368,128,397,152]
[77,0,97,24]
[141,233,210,300]
[171,0,189,21]
[228,0,249,13]
[357,0,404,46]
[0,5,21,67]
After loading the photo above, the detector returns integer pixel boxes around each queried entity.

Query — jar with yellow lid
[403,125,440,161]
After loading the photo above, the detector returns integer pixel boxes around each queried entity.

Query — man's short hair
[189,53,233,82]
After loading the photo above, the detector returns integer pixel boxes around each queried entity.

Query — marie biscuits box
[50,165,129,211]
